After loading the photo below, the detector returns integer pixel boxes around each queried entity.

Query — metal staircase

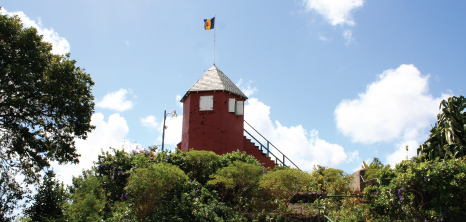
[243,120,301,170]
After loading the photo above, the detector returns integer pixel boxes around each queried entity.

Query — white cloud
[0,8,70,55]
[176,95,183,108]
[343,29,355,45]
[96,89,134,112]
[347,150,361,163]
[141,115,158,129]
[156,114,183,148]
[386,140,420,167]
[319,34,329,41]
[303,0,364,26]
[245,98,347,171]
[237,79,258,97]
[335,64,446,144]
[335,64,451,165]
[52,113,134,185]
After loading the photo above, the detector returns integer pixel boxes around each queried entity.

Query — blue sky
[2,1,466,183]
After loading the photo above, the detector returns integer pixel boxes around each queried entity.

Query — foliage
[23,170,67,222]
[64,170,106,222]
[221,150,261,166]
[260,168,312,211]
[180,150,223,185]
[0,11,94,217]
[207,161,264,210]
[319,197,367,222]
[94,147,139,219]
[146,180,237,221]
[0,169,25,221]
[418,95,466,160]
[364,157,466,221]
[362,157,390,187]
[125,163,188,220]
[310,165,350,195]
[106,201,136,222]
[49,147,368,220]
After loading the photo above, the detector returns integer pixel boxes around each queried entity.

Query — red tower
[178,65,275,167]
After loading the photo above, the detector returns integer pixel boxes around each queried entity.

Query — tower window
[229,98,243,115]
[235,101,244,115]
[229,98,236,113]
[200,95,213,111]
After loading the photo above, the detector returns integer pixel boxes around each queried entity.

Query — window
[229,98,236,113]
[235,101,244,115]
[200,95,213,111]
[229,98,243,115]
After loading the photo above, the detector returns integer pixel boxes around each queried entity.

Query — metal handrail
[244,120,301,170]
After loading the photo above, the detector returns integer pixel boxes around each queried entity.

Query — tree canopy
[418,95,466,160]
[0,11,94,218]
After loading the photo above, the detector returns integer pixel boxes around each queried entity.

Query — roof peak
[181,66,248,102]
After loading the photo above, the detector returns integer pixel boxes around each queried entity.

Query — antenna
[214,14,216,65]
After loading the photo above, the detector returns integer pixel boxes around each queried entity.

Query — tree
[418,96,466,160]
[207,161,264,205]
[310,165,350,194]
[0,11,94,216]
[64,170,106,222]
[126,163,188,220]
[24,170,68,222]
[260,168,311,209]
[362,157,390,187]
[364,157,466,221]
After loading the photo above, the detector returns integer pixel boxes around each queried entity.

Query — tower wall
[180,91,245,154]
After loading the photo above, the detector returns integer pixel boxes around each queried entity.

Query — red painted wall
[180,91,246,154]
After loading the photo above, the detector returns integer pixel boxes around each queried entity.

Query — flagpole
[214,14,216,65]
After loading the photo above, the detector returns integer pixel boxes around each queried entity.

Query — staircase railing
[244,120,301,170]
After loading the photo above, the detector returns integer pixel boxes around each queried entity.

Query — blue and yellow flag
[204,17,215,30]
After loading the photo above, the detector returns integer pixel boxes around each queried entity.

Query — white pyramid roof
[181,65,247,101]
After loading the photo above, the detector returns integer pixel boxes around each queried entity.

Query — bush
[126,163,188,221]
[364,157,466,221]
[182,150,224,185]
[221,150,261,166]
[23,171,67,222]
[207,161,264,210]
[64,170,106,222]
[260,168,312,211]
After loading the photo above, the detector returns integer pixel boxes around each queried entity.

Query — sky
[2,1,466,184]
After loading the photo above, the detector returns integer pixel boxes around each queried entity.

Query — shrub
[207,161,264,209]
[364,157,466,221]
[126,163,188,220]
[260,168,312,211]
[221,150,261,166]
[182,150,224,185]
[64,170,106,222]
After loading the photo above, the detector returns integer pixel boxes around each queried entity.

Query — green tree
[126,163,188,220]
[310,165,350,194]
[0,170,25,221]
[0,11,95,216]
[94,148,136,219]
[207,161,264,209]
[220,150,261,166]
[260,168,311,210]
[361,157,390,187]
[364,157,466,221]
[418,95,466,160]
[182,150,223,185]
[24,170,67,222]
[64,170,106,222]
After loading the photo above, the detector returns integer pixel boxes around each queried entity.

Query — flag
[204,17,215,30]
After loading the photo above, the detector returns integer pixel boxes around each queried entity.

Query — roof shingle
[181,65,248,101]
